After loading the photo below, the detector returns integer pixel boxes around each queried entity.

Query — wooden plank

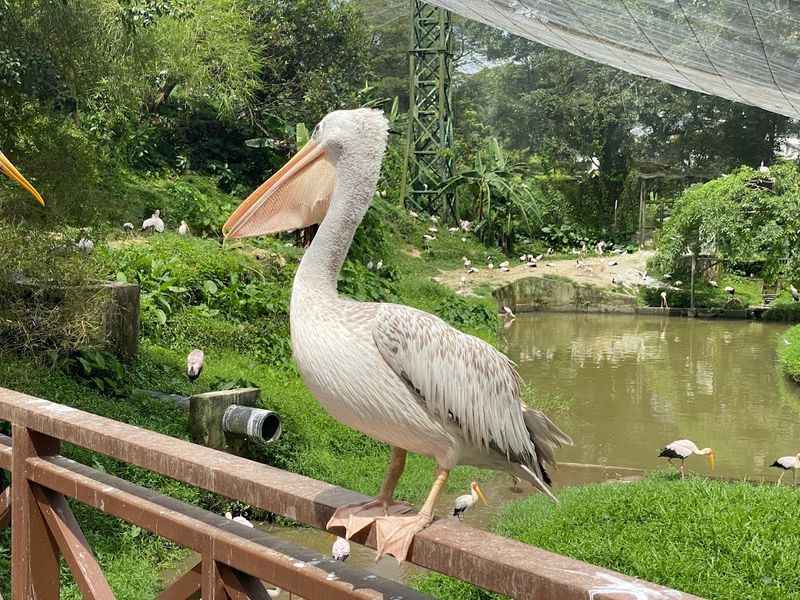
[202,559,227,600]
[218,565,273,600]
[26,454,423,600]
[0,487,10,530]
[158,561,202,600]
[32,484,115,600]
[11,425,60,600]
[0,389,702,600]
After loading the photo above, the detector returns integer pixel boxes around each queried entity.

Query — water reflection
[503,313,800,479]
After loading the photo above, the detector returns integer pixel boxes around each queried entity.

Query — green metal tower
[401,0,454,215]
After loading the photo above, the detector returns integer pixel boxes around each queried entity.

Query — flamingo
[222,109,571,561]
[659,439,715,479]
[0,151,44,206]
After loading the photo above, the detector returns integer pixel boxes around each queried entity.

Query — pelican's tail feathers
[517,464,558,504]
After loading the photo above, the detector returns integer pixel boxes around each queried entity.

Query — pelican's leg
[327,447,413,539]
[375,468,450,562]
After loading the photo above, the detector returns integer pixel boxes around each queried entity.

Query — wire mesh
[424,0,800,118]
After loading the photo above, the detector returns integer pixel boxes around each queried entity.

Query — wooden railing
[0,387,702,599]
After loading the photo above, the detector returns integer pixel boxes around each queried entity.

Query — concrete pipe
[222,405,282,444]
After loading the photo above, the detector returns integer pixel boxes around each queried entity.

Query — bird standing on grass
[142,210,165,233]
[659,440,715,479]
[770,453,800,485]
[187,349,205,382]
[452,481,487,520]
[790,285,799,303]
[223,109,571,562]
[178,220,190,236]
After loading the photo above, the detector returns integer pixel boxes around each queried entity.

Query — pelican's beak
[708,450,716,473]
[475,484,488,505]
[223,140,334,239]
[0,152,44,206]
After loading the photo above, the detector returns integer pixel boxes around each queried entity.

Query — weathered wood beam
[158,560,201,600]
[32,484,115,600]
[0,487,10,530]
[218,564,273,600]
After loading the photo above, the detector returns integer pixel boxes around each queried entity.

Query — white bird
[527,261,537,268]
[423,234,436,242]
[660,291,669,309]
[770,453,800,485]
[724,286,735,295]
[142,210,165,233]
[462,257,472,269]
[535,254,543,262]
[608,260,618,267]
[428,226,438,233]
[222,109,571,561]
[409,210,419,219]
[487,262,494,270]
[502,306,515,319]
[459,220,471,232]
[709,280,718,288]
[76,237,94,253]
[367,260,374,270]
[674,280,683,287]
[452,481,487,519]
[429,215,439,223]
[331,536,351,561]
[467,266,478,274]
[659,439,715,479]
[224,511,254,528]
[499,266,510,272]
[178,220,190,236]
[187,349,205,382]
[498,261,509,269]
[448,227,459,233]
[519,255,526,262]
[376,260,383,270]
[0,151,45,206]
[123,222,134,232]
[595,241,606,255]
[791,284,799,303]
[759,161,770,174]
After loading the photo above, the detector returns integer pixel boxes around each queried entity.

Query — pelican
[791,285,799,303]
[660,291,669,309]
[452,481,487,520]
[178,220,190,236]
[142,210,165,233]
[187,349,204,382]
[502,305,515,319]
[770,454,800,485]
[223,109,571,561]
[0,151,44,206]
[659,439,715,479]
[331,536,351,561]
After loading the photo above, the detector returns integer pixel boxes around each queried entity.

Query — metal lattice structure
[401,1,455,214]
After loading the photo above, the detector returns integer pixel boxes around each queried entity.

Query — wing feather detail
[372,304,534,464]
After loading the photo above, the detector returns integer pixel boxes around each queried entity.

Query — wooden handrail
[0,387,703,599]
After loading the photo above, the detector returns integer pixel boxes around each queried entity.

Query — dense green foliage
[653,163,800,283]
[417,474,800,600]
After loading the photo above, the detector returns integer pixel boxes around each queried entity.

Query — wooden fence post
[11,425,60,600]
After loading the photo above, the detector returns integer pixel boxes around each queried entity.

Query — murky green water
[504,312,800,480]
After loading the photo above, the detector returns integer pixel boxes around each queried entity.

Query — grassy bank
[778,324,800,382]
[416,474,800,600]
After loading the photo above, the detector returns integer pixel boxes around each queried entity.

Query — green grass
[777,324,800,382]
[416,474,800,600]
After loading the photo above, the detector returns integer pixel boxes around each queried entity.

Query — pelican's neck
[295,156,379,297]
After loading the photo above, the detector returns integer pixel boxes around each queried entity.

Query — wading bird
[223,109,571,562]
[331,536,351,562]
[791,285,800,303]
[770,453,800,485]
[178,220,190,236]
[659,439,715,479]
[142,210,165,233]
[452,481,487,520]
[660,291,669,309]
[224,511,254,528]
[187,349,205,382]
[0,151,44,206]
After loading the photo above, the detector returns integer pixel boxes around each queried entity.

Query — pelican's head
[223,108,389,240]
[470,481,488,505]
[0,152,44,206]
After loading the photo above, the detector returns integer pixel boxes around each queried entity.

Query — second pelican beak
[476,484,488,505]
[0,152,44,206]
[708,451,716,473]
[223,140,334,240]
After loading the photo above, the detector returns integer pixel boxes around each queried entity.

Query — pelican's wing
[372,304,534,465]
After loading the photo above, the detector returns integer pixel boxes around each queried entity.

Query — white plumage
[331,536,351,561]
[222,109,571,562]
[770,453,800,485]
[142,210,165,233]
[76,238,94,253]
[187,349,204,382]
[178,220,189,236]
[224,511,254,528]
[791,285,799,303]
[659,439,715,479]
[452,481,487,519]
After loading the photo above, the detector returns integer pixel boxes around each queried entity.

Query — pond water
[184,313,800,594]
[504,312,800,481]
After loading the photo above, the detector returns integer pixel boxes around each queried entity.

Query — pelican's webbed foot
[327,499,413,539]
[375,512,434,562]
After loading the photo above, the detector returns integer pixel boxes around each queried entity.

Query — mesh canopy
[425,0,800,118]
